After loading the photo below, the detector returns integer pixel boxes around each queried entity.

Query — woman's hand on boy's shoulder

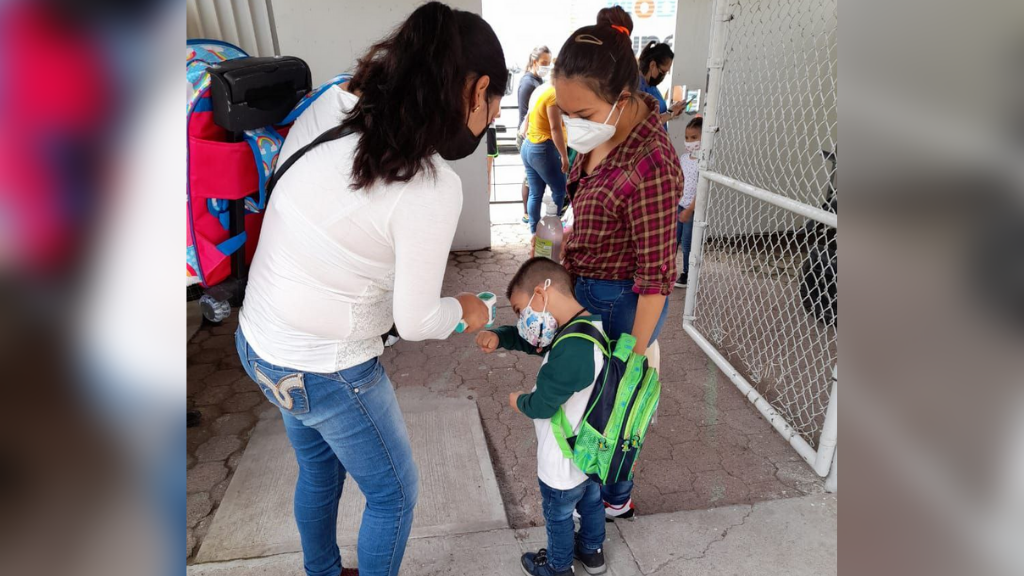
[476,331,499,353]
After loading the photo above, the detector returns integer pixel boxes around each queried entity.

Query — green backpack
[550,319,661,485]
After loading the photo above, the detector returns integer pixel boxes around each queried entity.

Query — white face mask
[562,100,623,154]
[685,140,701,156]
[537,65,551,79]
[516,280,558,348]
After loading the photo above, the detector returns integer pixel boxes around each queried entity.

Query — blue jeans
[235,329,419,576]
[539,478,605,571]
[521,138,567,233]
[677,206,694,275]
[574,277,669,506]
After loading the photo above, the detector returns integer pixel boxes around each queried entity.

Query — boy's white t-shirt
[532,319,606,490]
[679,153,699,208]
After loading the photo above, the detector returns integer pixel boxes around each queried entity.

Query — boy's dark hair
[552,6,638,105]
[687,116,703,130]
[506,257,574,301]
[341,2,507,190]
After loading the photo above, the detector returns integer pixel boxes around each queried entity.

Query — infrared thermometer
[455,292,497,333]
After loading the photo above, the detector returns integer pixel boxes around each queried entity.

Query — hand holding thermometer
[455,292,497,333]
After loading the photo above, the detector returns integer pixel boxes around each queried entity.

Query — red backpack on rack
[186,40,350,298]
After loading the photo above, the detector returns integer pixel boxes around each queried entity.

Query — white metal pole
[701,170,839,229]
[825,448,838,493]
[814,365,839,476]
[265,0,281,56]
[682,0,732,328]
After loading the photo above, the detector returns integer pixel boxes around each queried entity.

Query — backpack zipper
[623,367,657,441]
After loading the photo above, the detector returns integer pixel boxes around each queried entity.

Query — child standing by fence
[676,116,702,287]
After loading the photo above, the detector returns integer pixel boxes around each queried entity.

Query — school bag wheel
[187,40,350,320]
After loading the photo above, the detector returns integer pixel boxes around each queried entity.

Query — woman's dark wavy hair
[638,41,674,76]
[552,6,638,105]
[339,2,507,190]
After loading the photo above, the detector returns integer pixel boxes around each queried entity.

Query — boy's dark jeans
[539,478,606,571]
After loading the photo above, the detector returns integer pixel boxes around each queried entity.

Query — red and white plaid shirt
[564,93,684,295]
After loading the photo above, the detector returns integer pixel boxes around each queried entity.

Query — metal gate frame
[682,0,838,487]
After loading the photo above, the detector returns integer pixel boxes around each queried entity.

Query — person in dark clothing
[638,41,684,128]
[518,46,551,124]
[516,45,551,223]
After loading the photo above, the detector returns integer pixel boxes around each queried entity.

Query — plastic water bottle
[534,215,563,262]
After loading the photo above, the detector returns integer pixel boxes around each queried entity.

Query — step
[194,391,507,563]
[188,524,644,576]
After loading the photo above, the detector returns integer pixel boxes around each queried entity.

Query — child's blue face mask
[517,279,558,349]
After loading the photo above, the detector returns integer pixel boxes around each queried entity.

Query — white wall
[268,0,492,250]
[666,0,714,150]
[187,0,276,57]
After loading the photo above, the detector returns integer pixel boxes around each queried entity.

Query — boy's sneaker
[521,549,574,576]
[573,500,636,523]
[674,272,688,287]
[574,542,607,575]
[604,499,635,520]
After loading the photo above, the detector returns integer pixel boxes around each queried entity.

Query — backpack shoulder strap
[552,318,609,357]
[550,408,575,459]
[280,73,352,125]
[549,318,609,461]
[265,124,355,200]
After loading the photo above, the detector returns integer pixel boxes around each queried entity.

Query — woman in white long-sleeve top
[233,4,504,576]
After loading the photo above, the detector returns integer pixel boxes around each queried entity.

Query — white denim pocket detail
[254,367,308,414]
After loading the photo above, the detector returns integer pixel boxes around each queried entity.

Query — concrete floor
[186,214,823,561]
[188,495,837,576]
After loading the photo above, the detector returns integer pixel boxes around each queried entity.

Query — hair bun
[596,6,633,34]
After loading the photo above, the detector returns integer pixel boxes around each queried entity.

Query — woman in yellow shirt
[519,85,568,233]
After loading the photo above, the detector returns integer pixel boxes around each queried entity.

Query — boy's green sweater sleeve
[491,325,544,355]
[515,337,596,419]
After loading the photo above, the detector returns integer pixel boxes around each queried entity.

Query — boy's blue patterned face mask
[517,279,558,349]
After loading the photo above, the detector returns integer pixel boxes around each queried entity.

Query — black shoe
[574,541,607,575]
[521,549,574,576]
[674,273,688,288]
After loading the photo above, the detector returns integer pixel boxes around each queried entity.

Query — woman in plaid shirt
[551,6,684,520]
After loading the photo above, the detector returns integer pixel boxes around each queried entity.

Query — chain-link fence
[683,0,838,478]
